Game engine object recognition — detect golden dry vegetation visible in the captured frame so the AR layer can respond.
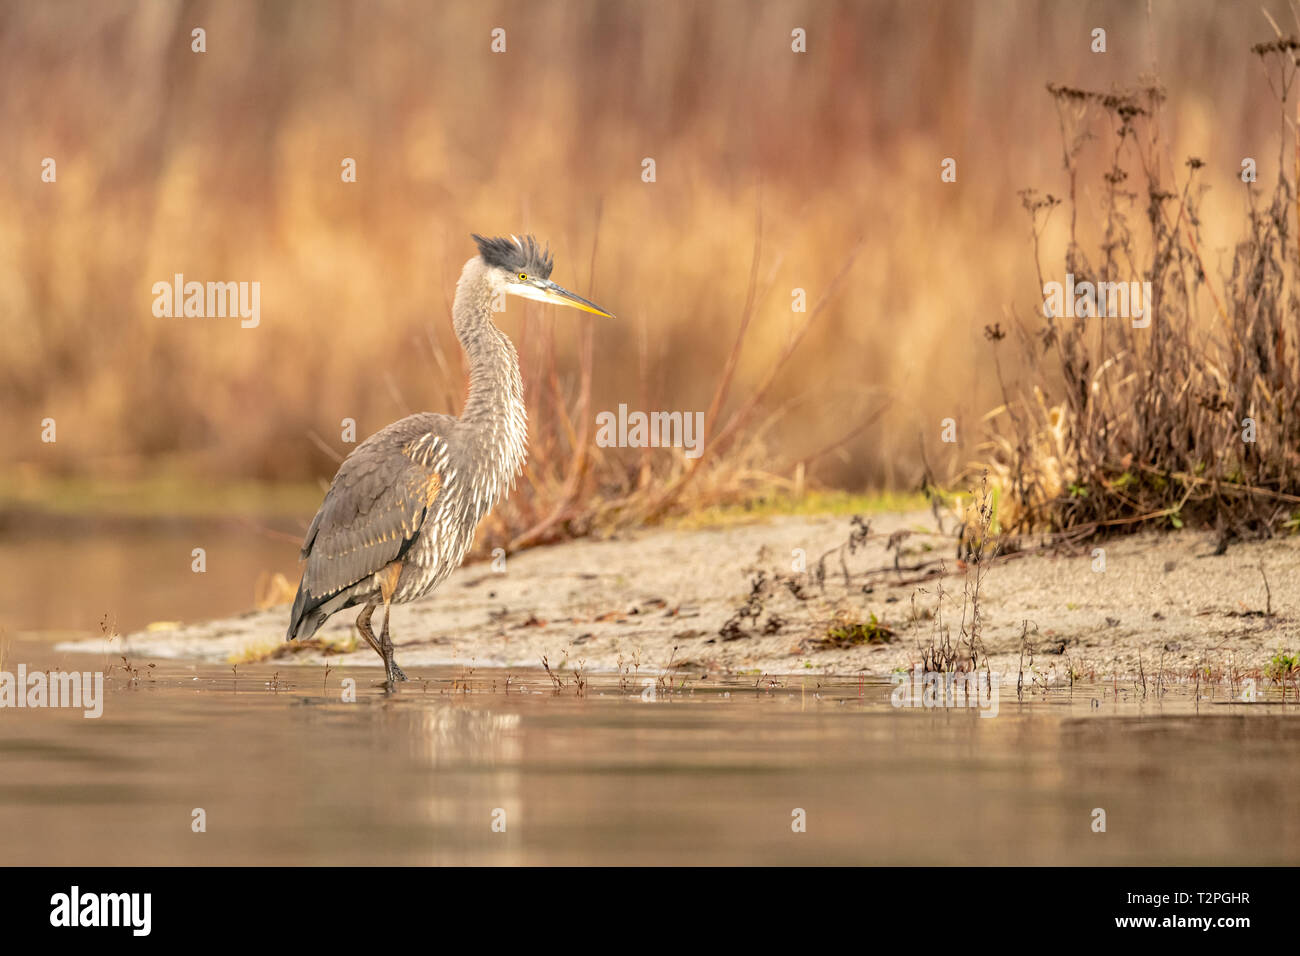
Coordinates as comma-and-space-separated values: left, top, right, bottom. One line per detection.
2, 1, 1298, 541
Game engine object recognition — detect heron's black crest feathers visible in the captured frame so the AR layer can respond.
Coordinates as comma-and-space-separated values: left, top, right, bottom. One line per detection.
472, 233, 554, 280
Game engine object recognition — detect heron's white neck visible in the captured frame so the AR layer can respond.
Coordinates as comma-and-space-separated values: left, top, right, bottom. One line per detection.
453, 258, 528, 506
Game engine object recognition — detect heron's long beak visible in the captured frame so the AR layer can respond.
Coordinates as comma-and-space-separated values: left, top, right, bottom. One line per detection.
538, 280, 616, 318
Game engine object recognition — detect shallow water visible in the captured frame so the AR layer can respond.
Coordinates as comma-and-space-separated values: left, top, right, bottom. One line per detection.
0, 514, 305, 636
1, 638, 1297, 865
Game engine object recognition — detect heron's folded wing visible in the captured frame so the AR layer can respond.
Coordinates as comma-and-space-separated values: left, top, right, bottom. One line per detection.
299, 433, 446, 600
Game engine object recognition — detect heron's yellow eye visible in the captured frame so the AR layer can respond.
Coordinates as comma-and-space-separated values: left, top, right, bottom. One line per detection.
519, 273, 528, 281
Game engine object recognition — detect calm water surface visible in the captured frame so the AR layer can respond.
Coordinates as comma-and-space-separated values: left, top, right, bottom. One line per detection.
1, 637, 1296, 865
0, 514, 304, 636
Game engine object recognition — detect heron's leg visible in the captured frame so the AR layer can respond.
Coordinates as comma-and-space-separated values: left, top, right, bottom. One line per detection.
355, 601, 384, 667
380, 604, 409, 684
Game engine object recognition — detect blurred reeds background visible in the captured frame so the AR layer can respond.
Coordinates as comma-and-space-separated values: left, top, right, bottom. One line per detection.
2, 0, 1297, 527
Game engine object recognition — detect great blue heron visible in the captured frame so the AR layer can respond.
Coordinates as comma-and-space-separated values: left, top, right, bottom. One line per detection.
286, 234, 614, 686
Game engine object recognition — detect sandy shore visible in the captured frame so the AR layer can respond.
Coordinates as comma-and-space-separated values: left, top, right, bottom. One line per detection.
55, 510, 1300, 682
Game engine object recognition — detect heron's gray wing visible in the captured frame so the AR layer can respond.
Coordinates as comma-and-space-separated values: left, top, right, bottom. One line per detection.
298, 416, 452, 601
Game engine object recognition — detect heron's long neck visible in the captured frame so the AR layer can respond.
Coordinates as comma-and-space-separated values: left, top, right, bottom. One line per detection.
453, 260, 528, 504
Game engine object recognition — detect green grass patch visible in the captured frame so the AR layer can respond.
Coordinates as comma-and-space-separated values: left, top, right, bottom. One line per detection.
818, 612, 895, 648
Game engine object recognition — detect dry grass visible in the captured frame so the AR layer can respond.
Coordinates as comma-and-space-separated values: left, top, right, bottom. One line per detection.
470, 210, 876, 552
0, 0, 939, 500
5, 2, 1296, 516
912, 473, 995, 678
984, 25, 1300, 540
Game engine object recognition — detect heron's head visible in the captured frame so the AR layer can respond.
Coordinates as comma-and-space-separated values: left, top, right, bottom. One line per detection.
472, 233, 615, 318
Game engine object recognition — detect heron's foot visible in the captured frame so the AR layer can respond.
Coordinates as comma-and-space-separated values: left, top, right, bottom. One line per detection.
378, 606, 406, 685
384, 659, 409, 686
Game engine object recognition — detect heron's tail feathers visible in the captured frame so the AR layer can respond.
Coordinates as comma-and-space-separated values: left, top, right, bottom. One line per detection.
286, 585, 349, 642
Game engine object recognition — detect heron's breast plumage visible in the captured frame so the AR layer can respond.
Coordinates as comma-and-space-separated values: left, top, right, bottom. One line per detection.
386, 404, 528, 604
